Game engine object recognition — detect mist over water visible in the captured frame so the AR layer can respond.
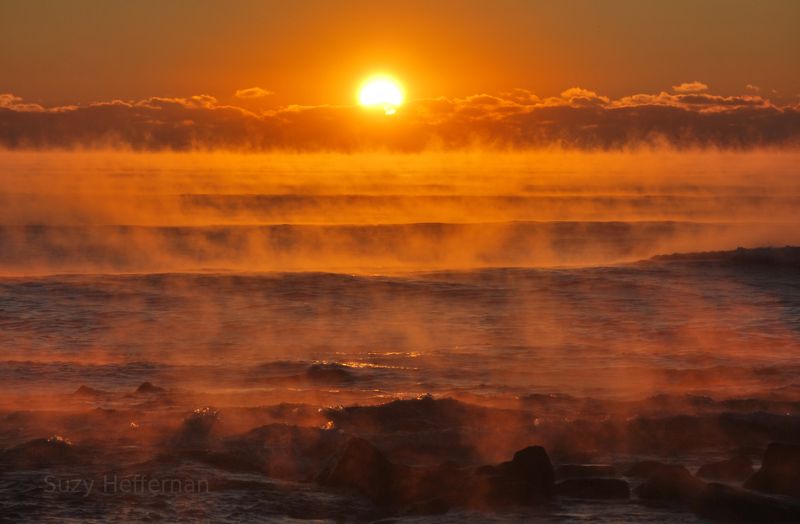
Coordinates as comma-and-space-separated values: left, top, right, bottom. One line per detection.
1, 150, 799, 521
1, 150, 799, 273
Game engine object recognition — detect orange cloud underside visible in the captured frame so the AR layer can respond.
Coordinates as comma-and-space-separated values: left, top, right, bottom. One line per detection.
0, 85, 797, 151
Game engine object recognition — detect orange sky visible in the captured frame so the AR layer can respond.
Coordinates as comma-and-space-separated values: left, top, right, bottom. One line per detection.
1, 0, 799, 107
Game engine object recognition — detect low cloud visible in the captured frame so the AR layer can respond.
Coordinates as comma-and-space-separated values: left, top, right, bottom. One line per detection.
1, 85, 798, 151
234, 87, 274, 99
0, 93, 44, 112
672, 81, 709, 93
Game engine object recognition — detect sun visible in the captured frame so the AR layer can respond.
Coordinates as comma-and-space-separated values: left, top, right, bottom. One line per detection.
358, 75, 404, 115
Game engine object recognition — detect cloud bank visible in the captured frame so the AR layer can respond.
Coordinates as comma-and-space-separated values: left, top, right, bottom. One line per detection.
1, 85, 798, 151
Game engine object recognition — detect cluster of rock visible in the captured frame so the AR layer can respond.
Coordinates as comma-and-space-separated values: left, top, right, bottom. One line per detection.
2, 386, 799, 521
319, 439, 554, 513
629, 444, 800, 522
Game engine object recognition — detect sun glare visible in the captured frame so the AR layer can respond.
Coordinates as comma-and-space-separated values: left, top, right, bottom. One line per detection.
358, 76, 404, 115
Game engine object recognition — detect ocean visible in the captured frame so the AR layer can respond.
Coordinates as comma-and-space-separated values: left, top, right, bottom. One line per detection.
0, 150, 798, 521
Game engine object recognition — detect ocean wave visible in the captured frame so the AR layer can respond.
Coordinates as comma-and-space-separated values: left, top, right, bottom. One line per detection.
648, 246, 800, 267
0, 221, 797, 274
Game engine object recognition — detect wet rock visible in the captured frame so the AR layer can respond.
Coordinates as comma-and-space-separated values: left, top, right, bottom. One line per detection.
479, 446, 556, 507
319, 440, 555, 512
744, 442, 800, 497
556, 478, 630, 499
399, 497, 451, 516
718, 412, 800, 444
217, 423, 348, 480
0, 436, 89, 469
697, 456, 754, 482
135, 381, 165, 394
635, 464, 706, 504
324, 395, 531, 434
607, 412, 800, 456
692, 483, 800, 522
318, 437, 396, 503
172, 407, 219, 449
556, 464, 616, 479
322, 396, 542, 466
506, 446, 556, 496
305, 364, 355, 384
549, 448, 598, 464
393, 460, 469, 511
625, 459, 666, 478
373, 427, 480, 465
72, 385, 109, 397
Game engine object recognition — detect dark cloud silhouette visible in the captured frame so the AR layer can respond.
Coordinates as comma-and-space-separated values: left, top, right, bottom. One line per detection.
1, 87, 798, 151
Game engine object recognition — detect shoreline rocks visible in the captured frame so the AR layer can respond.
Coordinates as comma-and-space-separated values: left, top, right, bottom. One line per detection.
744, 442, 800, 497
692, 483, 800, 522
556, 463, 616, 479
556, 478, 629, 499
635, 464, 706, 504
697, 456, 754, 482
319, 440, 555, 511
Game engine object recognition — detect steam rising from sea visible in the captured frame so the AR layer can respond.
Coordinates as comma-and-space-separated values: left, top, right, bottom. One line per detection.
0, 150, 798, 273
0, 150, 798, 521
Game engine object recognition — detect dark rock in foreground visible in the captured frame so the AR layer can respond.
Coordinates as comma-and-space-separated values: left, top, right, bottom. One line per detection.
692, 483, 800, 522
556, 478, 629, 499
744, 442, 800, 497
556, 464, 616, 479
697, 456, 754, 481
635, 464, 706, 504
172, 407, 219, 449
203, 423, 348, 480
0, 436, 89, 469
319, 439, 555, 512
479, 446, 556, 506
625, 459, 666, 478
324, 395, 531, 434
318, 437, 397, 504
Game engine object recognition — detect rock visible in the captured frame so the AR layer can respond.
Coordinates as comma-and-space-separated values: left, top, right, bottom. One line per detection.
717, 412, 800, 447
692, 483, 800, 522
172, 407, 219, 449
323, 396, 531, 434
373, 427, 480, 465
744, 442, 800, 497
319, 440, 556, 512
135, 381, 165, 394
305, 364, 355, 384
478, 445, 555, 507
635, 464, 706, 504
556, 464, 616, 479
556, 478, 630, 499
625, 459, 665, 478
215, 423, 348, 480
400, 498, 451, 516
0, 436, 88, 469
318, 437, 396, 504
509, 446, 556, 490
72, 385, 108, 397
393, 461, 468, 510
697, 456, 754, 482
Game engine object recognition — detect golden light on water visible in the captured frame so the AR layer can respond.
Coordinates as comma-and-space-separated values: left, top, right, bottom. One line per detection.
358, 75, 404, 115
